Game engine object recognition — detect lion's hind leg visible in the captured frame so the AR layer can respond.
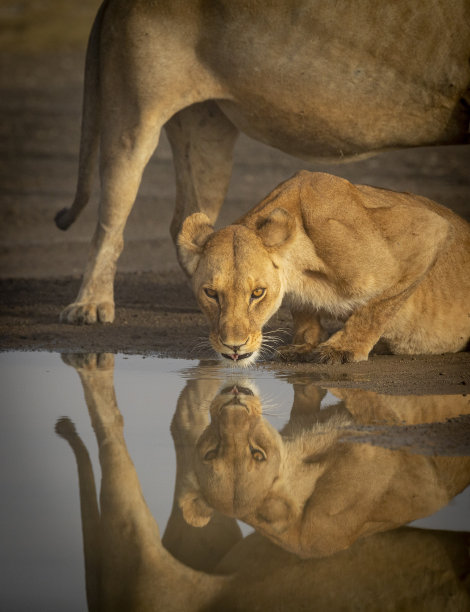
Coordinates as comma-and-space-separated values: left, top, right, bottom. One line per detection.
60, 81, 164, 324
166, 102, 239, 245
59, 3, 213, 323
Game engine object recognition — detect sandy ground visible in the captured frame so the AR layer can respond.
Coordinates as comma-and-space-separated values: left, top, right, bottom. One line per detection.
1, 0, 469, 397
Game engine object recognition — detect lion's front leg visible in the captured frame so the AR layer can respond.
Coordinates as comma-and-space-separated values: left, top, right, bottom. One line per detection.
278, 307, 329, 361
308, 282, 421, 364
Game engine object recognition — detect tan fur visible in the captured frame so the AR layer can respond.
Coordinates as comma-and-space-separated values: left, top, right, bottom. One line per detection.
177, 379, 470, 558
178, 171, 470, 363
58, 355, 470, 609
56, 0, 470, 323
179, 387, 284, 524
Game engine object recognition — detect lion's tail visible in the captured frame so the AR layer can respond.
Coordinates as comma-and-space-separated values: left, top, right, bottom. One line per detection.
54, 1, 108, 230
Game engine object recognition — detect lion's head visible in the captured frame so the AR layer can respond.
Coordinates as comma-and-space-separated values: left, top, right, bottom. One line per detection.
178, 383, 285, 526
177, 208, 296, 364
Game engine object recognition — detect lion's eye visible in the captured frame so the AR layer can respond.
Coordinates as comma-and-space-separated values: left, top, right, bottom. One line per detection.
204, 288, 218, 300
250, 446, 266, 462
204, 449, 218, 461
251, 288, 265, 300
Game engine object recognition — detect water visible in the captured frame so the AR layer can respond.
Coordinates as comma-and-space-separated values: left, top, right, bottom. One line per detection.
1, 352, 469, 611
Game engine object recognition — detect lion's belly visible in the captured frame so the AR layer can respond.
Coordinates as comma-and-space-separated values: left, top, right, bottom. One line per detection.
217, 100, 363, 160
201, 2, 470, 157
216, 76, 466, 161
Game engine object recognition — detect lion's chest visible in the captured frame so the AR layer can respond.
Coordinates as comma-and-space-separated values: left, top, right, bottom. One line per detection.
284, 268, 369, 318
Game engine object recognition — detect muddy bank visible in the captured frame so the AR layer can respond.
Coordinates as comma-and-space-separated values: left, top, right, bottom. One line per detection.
1, 270, 469, 396
0, 1, 469, 396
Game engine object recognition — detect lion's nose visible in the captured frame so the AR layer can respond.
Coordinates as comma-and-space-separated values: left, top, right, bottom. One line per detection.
221, 338, 249, 353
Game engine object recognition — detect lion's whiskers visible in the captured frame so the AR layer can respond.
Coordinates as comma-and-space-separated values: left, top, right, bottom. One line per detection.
187, 336, 214, 357
257, 329, 290, 360
260, 398, 284, 418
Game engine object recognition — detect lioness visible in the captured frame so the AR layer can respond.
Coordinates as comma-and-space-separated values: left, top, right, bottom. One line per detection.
56, 0, 470, 324
178, 171, 470, 364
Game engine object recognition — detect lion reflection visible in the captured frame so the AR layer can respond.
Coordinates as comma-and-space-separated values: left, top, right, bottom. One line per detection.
177, 376, 470, 557
57, 354, 470, 611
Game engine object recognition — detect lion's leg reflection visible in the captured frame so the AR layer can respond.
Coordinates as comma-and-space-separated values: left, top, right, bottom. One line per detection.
59, 354, 165, 608
57, 353, 225, 610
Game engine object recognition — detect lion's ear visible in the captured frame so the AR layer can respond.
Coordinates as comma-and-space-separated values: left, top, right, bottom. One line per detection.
255, 207, 295, 248
178, 487, 214, 527
177, 213, 214, 277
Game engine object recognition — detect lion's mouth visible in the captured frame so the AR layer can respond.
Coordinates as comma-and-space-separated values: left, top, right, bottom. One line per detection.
221, 352, 253, 362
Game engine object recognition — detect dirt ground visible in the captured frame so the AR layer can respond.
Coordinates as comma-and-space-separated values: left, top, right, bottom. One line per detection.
1, 0, 469, 396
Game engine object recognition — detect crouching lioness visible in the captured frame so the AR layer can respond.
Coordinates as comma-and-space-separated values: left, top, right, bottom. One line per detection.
178, 172, 470, 364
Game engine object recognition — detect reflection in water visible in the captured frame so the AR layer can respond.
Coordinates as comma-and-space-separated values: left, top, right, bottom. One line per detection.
56, 354, 470, 610
176, 375, 470, 557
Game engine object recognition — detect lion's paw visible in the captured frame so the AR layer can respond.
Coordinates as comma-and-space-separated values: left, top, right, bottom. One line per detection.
277, 343, 316, 362
311, 345, 357, 364
61, 353, 114, 371
60, 301, 115, 324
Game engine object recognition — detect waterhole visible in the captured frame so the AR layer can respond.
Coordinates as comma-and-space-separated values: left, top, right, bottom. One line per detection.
1, 352, 469, 611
